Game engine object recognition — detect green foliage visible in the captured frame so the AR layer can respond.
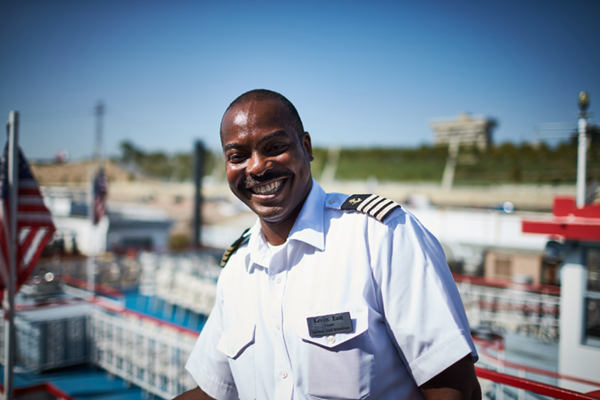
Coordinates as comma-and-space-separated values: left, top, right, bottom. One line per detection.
330, 146, 447, 181
310, 147, 329, 178
452, 140, 592, 184
119, 141, 216, 181
119, 137, 600, 185
314, 138, 600, 185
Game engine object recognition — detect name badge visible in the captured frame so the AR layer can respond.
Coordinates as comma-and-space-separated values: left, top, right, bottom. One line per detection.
307, 312, 353, 338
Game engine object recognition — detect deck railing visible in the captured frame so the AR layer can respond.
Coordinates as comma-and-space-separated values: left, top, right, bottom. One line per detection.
476, 367, 600, 400
88, 297, 600, 400
90, 299, 199, 399
454, 273, 560, 342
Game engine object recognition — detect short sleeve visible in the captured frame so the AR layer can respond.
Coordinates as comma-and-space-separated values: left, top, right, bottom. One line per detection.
185, 277, 239, 400
372, 210, 478, 386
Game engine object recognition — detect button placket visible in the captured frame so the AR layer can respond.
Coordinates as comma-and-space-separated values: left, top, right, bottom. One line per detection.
268, 251, 293, 399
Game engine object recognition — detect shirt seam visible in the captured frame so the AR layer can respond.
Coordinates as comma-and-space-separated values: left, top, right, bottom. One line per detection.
408, 329, 475, 386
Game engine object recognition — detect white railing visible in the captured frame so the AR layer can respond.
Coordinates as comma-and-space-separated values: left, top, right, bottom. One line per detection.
90, 301, 199, 399
455, 274, 560, 342
139, 252, 221, 316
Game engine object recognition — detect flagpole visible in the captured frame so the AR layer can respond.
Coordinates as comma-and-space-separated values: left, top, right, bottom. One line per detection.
87, 101, 103, 297
4, 111, 19, 400
87, 167, 95, 295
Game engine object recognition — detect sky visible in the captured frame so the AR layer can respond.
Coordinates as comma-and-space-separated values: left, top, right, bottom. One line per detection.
1, 0, 599, 161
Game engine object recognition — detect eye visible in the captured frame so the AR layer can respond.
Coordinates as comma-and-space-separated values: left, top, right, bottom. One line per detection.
227, 153, 247, 163
269, 143, 288, 153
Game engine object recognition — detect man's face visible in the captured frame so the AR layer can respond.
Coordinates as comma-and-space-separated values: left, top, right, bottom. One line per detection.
221, 99, 314, 225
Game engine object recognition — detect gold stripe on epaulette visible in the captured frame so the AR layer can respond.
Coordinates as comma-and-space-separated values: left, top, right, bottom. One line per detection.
220, 228, 251, 267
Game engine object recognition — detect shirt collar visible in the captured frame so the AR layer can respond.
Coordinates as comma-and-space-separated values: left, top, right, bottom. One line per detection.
288, 179, 326, 251
246, 179, 326, 270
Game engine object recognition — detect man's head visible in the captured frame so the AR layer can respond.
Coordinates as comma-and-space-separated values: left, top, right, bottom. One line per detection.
220, 89, 314, 231
220, 89, 304, 142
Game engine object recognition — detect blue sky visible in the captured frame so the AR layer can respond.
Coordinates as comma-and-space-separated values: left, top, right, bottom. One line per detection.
1, 0, 598, 160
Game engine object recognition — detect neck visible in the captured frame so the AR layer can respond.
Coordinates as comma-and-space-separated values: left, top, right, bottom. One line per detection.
260, 222, 292, 246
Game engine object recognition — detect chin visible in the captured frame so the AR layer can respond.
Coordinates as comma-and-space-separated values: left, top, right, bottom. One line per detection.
251, 206, 287, 222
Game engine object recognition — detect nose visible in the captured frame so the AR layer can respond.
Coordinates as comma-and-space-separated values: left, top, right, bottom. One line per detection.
246, 151, 272, 177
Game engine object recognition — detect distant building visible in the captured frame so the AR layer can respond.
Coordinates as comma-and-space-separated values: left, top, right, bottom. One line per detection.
430, 112, 497, 150
484, 249, 544, 284
43, 188, 173, 255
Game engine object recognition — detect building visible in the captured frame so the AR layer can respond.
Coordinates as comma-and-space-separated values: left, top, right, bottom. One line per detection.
484, 249, 546, 284
430, 112, 497, 150
43, 187, 173, 255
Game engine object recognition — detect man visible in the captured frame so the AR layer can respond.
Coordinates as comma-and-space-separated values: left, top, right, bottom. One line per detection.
177, 89, 481, 400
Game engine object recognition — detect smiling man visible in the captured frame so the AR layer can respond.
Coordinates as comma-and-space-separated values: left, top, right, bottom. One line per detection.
219, 92, 314, 246
176, 89, 481, 400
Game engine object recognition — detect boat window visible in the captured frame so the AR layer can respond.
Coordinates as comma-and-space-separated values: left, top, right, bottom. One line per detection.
584, 248, 600, 347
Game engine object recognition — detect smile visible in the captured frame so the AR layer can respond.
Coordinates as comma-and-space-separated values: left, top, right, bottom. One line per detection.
250, 179, 283, 195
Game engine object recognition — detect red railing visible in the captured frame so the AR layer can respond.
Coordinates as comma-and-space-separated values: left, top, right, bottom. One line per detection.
453, 272, 561, 295
476, 367, 600, 400
472, 334, 600, 399
0, 382, 76, 400
475, 339, 600, 388
62, 274, 124, 298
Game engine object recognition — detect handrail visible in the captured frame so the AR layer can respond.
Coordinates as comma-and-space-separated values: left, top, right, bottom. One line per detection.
63, 274, 124, 298
476, 341, 600, 388
92, 296, 201, 337
0, 382, 76, 400
454, 272, 561, 295
475, 367, 600, 400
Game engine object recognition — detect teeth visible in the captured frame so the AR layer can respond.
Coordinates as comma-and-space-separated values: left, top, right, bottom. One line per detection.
251, 180, 282, 195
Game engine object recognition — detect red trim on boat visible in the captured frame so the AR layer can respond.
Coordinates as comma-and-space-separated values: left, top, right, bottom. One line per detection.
475, 367, 600, 400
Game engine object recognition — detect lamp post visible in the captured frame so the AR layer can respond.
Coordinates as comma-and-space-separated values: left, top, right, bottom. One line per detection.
576, 91, 589, 208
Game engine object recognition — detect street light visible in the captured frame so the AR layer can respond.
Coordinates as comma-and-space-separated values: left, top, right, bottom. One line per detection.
579, 91, 590, 112
576, 91, 590, 207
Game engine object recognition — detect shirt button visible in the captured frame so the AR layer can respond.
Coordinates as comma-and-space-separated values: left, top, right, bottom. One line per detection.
327, 335, 336, 344
275, 276, 282, 284
328, 198, 335, 204
281, 370, 288, 379
275, 323, 280, 331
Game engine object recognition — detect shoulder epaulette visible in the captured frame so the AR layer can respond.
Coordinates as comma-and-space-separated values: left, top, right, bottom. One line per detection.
340, 194, 401, 222
220, 228, 251, 267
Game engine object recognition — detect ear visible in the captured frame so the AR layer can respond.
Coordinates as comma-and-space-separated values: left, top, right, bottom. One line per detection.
302, 132, 314, 161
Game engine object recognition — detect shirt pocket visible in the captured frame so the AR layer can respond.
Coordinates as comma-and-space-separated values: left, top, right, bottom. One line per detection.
295, 307, 374, 400
217, 323, 256, 400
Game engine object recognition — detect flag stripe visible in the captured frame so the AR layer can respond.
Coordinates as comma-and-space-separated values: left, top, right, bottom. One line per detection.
0, 144, 56, 293
17, 196, 46, 205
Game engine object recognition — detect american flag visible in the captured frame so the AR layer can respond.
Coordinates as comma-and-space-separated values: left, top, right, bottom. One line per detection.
0, 144, 56, 294
93, 167, 108, 225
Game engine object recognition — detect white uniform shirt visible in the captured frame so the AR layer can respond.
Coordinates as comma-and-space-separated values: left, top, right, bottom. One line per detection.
186, 181, 477, 400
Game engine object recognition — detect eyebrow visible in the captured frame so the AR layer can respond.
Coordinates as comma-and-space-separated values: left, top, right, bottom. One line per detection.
223, 130, 290, 152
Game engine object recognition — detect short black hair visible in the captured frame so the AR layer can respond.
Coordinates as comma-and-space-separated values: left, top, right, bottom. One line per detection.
222, 89, 305, 137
